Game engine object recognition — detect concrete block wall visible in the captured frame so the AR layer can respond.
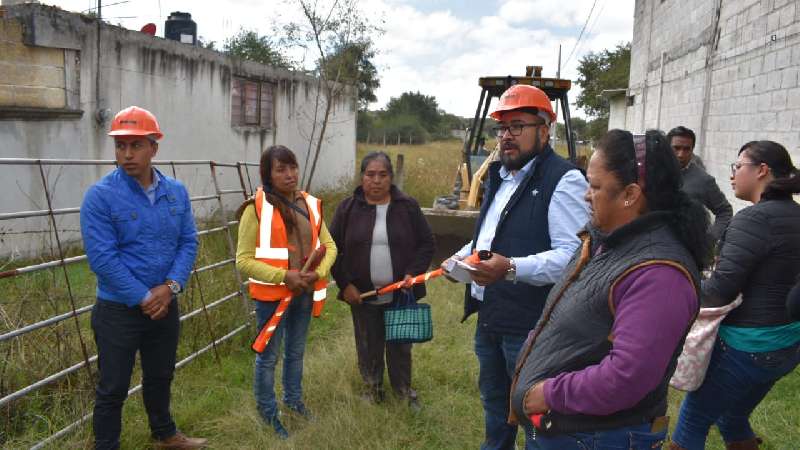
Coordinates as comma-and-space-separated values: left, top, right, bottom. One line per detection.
626, 0, 800, 211
627, 0, 716, 134
0, 16, 66, 108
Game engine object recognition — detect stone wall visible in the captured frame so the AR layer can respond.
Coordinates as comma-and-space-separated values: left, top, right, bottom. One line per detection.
0, 17, 67, 109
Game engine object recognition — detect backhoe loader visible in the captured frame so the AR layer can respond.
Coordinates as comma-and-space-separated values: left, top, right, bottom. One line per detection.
422, 66, 583, 257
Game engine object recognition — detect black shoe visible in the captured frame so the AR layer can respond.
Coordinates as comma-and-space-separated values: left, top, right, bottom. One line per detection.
286, 402, 315, 421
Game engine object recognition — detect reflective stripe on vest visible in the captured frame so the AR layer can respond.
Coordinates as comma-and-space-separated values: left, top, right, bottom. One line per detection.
249, 188, 327, 308
254, 195, 290, 261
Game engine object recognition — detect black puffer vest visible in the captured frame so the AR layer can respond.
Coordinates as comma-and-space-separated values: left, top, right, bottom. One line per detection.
509, 212, 701, 434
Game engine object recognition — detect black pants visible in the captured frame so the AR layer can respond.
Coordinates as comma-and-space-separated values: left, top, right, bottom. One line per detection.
350, 302, 415, 398
91, 298, 179, 450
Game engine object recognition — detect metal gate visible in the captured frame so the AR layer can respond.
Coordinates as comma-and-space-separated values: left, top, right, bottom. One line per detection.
0, 158, 259, 449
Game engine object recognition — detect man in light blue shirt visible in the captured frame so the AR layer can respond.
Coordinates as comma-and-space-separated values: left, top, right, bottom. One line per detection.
442, 85, 589, 450
453, 158, 587, 301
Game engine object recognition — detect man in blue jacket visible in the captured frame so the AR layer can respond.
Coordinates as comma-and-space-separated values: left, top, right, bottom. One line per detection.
443, 85, 589, 450
80, 106, 204, 449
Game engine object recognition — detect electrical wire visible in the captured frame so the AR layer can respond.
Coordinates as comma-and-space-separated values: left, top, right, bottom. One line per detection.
564, 0, 599, 66
81, 0, 130, 13
571, 0, 608, 63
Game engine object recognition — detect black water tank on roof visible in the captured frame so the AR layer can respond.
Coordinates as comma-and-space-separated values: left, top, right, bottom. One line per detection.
165, 12, 197, 45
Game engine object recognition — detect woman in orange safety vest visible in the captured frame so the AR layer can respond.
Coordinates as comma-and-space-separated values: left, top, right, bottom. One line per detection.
235, 145, 337, 439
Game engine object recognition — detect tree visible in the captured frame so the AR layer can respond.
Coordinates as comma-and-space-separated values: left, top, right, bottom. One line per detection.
436, 111, 467, 139
373, 113, 430, 144
357, 110, 374, 142
357, 92, 468, 143
385, 91, 440, 133
575, 42, 630, 119
280, 0, 382, 190
325, 42, 380, 111
199, 38, 217, 51
586, 117, 609, 142
223, 29, 294, 69
556, 117, 588, 141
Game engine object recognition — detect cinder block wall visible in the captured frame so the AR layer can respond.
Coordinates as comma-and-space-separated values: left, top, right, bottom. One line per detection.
0, 17, 66, 108
627, 0, 800, 211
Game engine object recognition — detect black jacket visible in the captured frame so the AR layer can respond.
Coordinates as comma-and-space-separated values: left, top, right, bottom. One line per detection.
329, 185, 435, 302
704, 199, 800, 327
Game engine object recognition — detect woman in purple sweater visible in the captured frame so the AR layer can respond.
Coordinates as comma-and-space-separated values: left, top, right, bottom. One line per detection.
508, 129, 712, 449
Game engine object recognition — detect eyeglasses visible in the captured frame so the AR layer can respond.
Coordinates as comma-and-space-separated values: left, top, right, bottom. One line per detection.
730, 161, 760, 176
490, 122, 545, 138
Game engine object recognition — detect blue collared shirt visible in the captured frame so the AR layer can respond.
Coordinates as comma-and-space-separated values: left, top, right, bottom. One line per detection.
139, 169, 160, 303
144, 168, 159, 205
456, 157, 589, 300
80, 167, 198, 306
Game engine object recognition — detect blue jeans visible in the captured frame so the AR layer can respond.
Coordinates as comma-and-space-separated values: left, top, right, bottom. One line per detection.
533, 423, 666, 449
474, 326, 539, 450
253, 294, 312, 420
91, 298, 180, 450
672, 338, 800, 449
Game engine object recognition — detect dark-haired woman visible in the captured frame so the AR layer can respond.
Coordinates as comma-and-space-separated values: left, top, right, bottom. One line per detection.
329, 151, 434, 407
235, 145, 337, 439
508, 129, 711, 449
671, 141, 800, 450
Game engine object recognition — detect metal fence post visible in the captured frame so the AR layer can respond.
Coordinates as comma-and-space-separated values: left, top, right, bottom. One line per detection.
208, 162, 248, 314
36, 161, 94, 384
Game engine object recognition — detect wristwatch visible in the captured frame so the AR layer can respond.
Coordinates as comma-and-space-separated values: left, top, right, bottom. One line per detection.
166, 279, 181, 294
505, 258, 517, 282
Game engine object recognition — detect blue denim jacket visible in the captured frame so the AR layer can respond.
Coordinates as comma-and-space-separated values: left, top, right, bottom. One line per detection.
80, 167, 198, 306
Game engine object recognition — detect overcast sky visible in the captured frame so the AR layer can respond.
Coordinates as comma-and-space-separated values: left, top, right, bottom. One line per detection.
46, 0, 634, 119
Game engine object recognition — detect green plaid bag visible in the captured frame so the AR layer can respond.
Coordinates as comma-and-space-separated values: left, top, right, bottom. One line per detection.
384, 291, 432, 344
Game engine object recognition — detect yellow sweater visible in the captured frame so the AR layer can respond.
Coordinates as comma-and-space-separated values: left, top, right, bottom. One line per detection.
235, 203, 337, 284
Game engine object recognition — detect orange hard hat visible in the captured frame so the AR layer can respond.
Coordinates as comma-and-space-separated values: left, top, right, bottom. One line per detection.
108, 106, 163, 140
490, 84, 557, 123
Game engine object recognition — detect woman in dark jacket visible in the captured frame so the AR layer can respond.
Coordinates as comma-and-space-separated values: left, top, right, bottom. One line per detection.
330, 151, 435, 407
509, 129, 711, 449
672, 141, 800, 450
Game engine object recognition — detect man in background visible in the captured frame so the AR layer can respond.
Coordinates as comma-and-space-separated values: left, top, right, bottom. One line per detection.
668, 126, 732, 241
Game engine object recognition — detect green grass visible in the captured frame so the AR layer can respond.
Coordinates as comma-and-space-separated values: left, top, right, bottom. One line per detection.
21, 281, 485, 449
0, 222, 245, 448
18, 278, 800, 449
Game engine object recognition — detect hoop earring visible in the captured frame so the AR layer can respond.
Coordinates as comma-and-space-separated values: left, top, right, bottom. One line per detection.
624, 200, 630, 207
